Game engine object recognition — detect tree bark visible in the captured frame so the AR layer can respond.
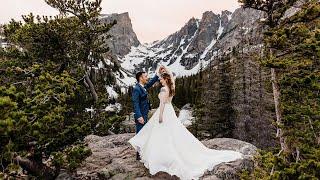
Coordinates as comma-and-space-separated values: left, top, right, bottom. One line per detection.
85, 69, 98, 102
14, 156, 59, 180
271, 67, 287, 153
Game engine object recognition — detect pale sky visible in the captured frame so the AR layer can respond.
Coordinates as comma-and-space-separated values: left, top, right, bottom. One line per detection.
0, 0, 240, 43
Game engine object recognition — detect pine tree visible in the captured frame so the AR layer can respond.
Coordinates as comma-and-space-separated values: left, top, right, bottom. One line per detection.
215, 55, 236, 137
239, 0, 320, 178
239, 0, 300, 156
0, 0, 120, 178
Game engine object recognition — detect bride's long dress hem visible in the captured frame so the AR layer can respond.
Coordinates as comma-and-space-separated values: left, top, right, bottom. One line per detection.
130, 132, 208, 179
131, 141, 232, 180
129, 87, 242, 180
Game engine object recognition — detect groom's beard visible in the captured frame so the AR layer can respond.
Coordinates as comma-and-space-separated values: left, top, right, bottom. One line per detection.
140, 80, 147, 85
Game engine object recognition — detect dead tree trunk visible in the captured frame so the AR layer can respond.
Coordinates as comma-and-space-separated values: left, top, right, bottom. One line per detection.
271, 67, 287, 154
14, 156, 59, 180
85, 69, 98, 102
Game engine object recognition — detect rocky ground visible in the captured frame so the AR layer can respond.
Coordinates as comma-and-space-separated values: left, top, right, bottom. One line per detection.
56, 133, 257, 180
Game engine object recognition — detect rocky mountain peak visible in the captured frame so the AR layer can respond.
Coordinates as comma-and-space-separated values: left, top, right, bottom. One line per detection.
221, 10, 232, 16
112, 7, 264, 86
187, 16, 198, 24
154, 16, 199, 49
116, 8, 263, 81
99, 12, 140, 57
201, 11, 219, 23
187, 11, 222, 54
221, 10, 232, 28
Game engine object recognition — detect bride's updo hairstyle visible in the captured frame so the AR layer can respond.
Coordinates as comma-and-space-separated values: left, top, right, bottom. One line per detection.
161, 73, 175, 97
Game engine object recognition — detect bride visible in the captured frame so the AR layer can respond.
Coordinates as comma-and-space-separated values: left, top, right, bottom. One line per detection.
128, 66, 243, 180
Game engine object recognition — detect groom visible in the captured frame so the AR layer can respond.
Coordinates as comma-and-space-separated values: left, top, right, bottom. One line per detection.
132, 67, 165, 160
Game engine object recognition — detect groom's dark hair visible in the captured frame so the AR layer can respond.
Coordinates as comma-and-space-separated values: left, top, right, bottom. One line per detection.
136, 71, 146, 82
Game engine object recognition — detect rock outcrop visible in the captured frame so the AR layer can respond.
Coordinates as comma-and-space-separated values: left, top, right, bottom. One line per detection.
103, 8, 266, 89
99, 13, 140, 57
57, 133, 257, 180
118, 8, 264, 77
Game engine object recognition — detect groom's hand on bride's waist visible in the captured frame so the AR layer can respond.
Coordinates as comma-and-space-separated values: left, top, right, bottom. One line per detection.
138, 117, 145, 124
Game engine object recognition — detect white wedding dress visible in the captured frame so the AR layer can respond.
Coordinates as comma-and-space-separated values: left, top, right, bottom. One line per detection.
128, 86, 243, 180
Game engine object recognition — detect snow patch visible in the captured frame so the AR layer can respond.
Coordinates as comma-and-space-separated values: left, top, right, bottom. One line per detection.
185, 53, 197, 58
115, 69, 136, 87
85, 107, 94, 112
168, 26, 199, 77
178, 109, 195, 127
1, 42, 9, 49
200, 39, 217, 59
104, 103, 122, 113
98, 61, 104, 69
200, 20, 223, 60
227, 14, 232, 21
217, 21, 224, 39
106, 85, 119, 99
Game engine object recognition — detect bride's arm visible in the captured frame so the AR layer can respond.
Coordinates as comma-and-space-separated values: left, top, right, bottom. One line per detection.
159, 87, 168, 123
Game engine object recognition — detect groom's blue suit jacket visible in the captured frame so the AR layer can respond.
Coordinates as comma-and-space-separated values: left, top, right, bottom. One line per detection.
132, 75, 159, 125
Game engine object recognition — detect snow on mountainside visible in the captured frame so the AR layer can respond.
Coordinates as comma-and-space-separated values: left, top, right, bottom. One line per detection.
0, 9, 265, 100
115, 8, 264, 85
96, 7, 267, 98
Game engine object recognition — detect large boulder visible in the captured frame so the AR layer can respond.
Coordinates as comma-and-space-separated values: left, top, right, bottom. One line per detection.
58, 133, 257, 180
201, 138, 257, 179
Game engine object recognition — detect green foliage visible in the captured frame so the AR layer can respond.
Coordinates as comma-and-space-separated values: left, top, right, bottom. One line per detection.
239, 1, 320, 179
52, 144, 92, 171
173, 72, 203, 108
197, 55, 236, 138
212, 57, 235, 137
65, 144, 92, 171
117, 86, 134, 115
238, 0, 299, 28
0, 0, 122, 178
94, 115, 126, 136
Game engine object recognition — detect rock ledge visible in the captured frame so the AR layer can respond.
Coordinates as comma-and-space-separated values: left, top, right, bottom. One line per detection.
57, 133, 257, 180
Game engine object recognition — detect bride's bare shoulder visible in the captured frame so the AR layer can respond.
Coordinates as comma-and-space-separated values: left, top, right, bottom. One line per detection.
160, 86, 169, 93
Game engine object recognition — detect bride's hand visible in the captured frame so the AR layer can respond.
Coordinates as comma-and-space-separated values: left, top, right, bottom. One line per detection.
159, 65, 166, 74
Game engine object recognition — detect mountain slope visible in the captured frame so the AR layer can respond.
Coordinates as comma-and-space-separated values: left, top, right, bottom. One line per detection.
117, 8, 264, 80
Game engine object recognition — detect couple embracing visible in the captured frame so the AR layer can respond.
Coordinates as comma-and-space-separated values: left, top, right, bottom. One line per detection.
128, 65, 242, 180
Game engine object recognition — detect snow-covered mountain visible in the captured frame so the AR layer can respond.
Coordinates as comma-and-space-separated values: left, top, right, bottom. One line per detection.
100, 8, 265, 88
123, 9, 263, 78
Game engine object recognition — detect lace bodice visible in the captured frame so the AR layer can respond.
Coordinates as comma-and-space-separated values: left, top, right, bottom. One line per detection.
158, 86, 173, 104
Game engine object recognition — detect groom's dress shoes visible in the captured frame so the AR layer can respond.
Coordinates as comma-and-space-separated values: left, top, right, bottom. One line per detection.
136, 152, 141, 160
